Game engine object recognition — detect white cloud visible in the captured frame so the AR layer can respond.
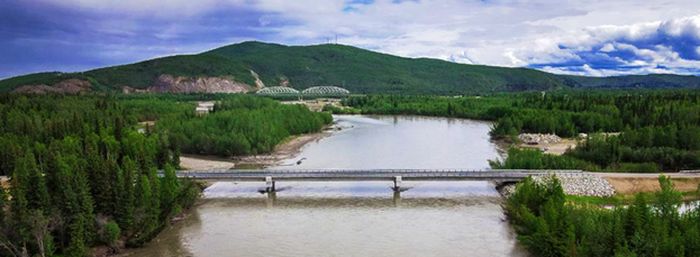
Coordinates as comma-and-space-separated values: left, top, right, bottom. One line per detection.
21, 0, 700, 76
232, 0, 700, 75
515, 14, 700, 75
37, 0, 248, 17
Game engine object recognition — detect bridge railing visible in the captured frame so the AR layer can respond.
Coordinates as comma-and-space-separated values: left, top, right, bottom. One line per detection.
176, 168, 584, 174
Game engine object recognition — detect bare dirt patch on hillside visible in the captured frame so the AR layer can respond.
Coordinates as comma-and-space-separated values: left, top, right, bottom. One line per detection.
13, 78, 91, 94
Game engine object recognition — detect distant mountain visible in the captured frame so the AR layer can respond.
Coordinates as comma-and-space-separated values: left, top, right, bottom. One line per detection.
1, 41, 699, 94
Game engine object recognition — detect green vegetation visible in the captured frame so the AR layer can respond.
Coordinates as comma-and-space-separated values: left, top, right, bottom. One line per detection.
86, 54, 256, 88
490, 148, 598, 171
2, 41, 700, 94
341, 94, 511, 119
156, 95, 332, 156
0, 94, 201, 256
507, 176, 700, 257
342, 90, 700, 171
321, 104, 361, 114
203, 42, 563, 94
0, 55, 256, 92
0, 93, 329, 256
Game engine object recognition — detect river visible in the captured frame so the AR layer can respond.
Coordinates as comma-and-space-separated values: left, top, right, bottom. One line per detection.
125, 115, 529, 257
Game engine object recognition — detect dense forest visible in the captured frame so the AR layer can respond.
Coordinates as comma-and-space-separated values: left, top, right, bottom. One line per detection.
0, 94, 200, 257
155, 96, 332, 156
341, 91, 700, 171
507, 175, 700, 257
0, 94, 329, 256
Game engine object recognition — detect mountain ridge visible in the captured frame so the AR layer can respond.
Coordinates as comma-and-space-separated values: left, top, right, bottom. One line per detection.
1, 41, 699, 94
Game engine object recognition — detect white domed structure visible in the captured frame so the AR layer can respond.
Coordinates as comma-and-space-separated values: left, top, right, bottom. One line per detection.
301, 86, 350, 97
256, 87, 300, 96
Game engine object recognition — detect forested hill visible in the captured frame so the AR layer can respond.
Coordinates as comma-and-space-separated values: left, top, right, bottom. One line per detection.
2, 41, 700, 94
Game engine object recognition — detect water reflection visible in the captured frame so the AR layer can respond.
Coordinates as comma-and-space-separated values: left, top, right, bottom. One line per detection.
273, 115, 500, 170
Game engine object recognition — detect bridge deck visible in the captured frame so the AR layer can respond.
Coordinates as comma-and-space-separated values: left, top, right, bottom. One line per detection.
175, 169, 583, 182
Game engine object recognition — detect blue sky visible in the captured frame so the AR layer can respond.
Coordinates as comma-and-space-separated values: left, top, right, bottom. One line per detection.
2, 0, 700, 79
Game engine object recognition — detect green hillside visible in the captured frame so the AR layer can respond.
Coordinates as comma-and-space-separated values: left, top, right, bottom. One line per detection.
202, 42, 563, 94
1, 41, 699, 94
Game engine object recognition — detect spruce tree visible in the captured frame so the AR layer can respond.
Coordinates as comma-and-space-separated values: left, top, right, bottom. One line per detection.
25, 151, 50, 212
133, 173, 153, 236
160, 164, 180, 217
147, 166, 161, 223
117, 157, 136, 232
9, 150, 32, 244
109, 158, 124, 218
73, 161, 96, 247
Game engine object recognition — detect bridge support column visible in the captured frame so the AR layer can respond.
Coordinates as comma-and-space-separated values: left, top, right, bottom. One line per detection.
266, 190, 277, 208
265, 176, 276, 193
393, 190, 401, 207
392, 176, 402, 192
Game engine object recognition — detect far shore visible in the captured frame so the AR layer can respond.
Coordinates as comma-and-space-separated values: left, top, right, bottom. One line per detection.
179, 126, 333, 170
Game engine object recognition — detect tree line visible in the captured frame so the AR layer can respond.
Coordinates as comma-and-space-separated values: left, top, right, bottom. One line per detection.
156, 95, 332, 156
507, 175, 700, 257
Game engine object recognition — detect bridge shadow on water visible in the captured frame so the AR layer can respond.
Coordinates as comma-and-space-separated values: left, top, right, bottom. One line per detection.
200, 195, 505, 209
203, 181, 504, 208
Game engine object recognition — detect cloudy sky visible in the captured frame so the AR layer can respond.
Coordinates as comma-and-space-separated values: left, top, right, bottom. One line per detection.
2, 0, 700, 79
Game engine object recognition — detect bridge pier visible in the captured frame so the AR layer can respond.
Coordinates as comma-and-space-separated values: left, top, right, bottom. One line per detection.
265, 176, 276, 193
393, 190, 401, 207
266, 190, 277, 208
392, 176, 402, 192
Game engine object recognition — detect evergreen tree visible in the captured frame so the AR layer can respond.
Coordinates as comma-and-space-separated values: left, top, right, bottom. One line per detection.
9, 150, 32, 245
133, 173, 153, 236
74, 161, 96, 246
25, 151, 50, 212
147, 167, 161, 224
117, 157, 136, 232
160, 164, 180, 217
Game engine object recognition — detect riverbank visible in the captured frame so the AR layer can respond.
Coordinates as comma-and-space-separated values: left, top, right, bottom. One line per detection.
546, 172, 700, 198
499, 172, 700, 206
179, 127, 334, 170
498, 172, 616, 198
179, 155, 236, 170
233, 129, 332, 168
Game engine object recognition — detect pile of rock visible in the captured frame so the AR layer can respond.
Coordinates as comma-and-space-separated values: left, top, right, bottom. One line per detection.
518, 133, 561, 145
498, 184, 517, 197
500, 173, 615, 198
534, 173, 615, 197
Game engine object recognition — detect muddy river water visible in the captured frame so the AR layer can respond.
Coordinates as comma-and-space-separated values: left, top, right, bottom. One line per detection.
125, 115, 529, 257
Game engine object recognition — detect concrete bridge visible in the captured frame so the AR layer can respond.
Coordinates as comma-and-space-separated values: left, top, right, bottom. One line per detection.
175, 169, 583, 192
